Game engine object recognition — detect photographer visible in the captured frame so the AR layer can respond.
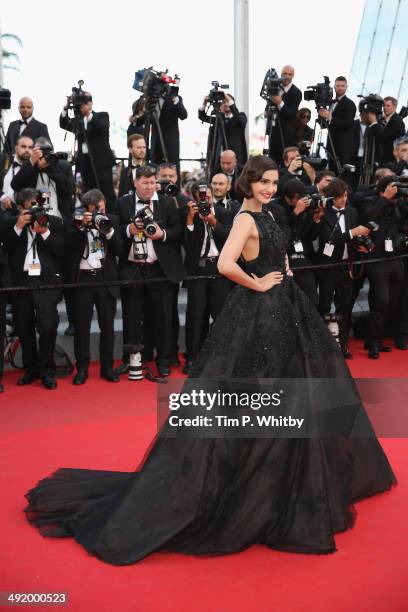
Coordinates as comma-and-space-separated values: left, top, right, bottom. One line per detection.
360, 174, 405, 358
210, 173, 241, 216
380, 97, 406, 164
199, 92, 248, 166
66, 189, 124, 384
317, 77, 357, 169
266, 65, 302, 164
1, 135, 34, 213
118, 134, 148, 197
183, 183, 234, 374
10, 137, 76, 222
315, 169, 335, 194
388, 136, 408, 175
277, 178, 323, 304
150, 91, 188, 171
60, 91, 116, 212
210, 150, 243, 201
127, 96, 146, 138
316, 179, 369, 358
2, 187, 64, 389
115, 166, 186, 378
156, 162, 191, 210
4, 97, 51, 156
278, 146, 315, 191
0, 222, 10, 393
358, 94, 384, 185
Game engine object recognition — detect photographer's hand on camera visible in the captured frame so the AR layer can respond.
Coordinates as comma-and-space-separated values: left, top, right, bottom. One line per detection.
293, 196, 310, 216
149, 224, 164, 241
350, 225, 371, 237
318, 108, 331, 122
15, 209, 32, 230
186, 201, 199, 226
287, 156, 303, 175
199, 210, 217, 228
30, 146, 43, 167
382, 183, 398, 202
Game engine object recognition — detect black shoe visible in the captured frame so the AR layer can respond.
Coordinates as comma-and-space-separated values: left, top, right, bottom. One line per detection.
182, 360, 194, 374
395, 337, 408, 350
157, 366, 171, 377
17, 372, 39, 386
368, 347, 380, 359
170, 355, 180, 367
100, 369, 120, 383
378, 343, 392, 352
114, 362, 129, 376
341, 345, 353, 359
42, 374, 57, 390
64, 323, 75, 336
73, 371, 88, 385
0, 382, 4, 393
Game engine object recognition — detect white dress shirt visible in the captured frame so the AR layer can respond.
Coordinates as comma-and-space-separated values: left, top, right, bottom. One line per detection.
127, 192, 165, 263
14, 224, 51, 274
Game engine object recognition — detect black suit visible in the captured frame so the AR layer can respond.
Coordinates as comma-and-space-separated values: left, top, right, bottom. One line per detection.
59, 110, 116, 210
267, 84, 302, 163
199, 105, 248, 168
10, 160, 75, 222
3, 216, 63, 376
327, 96, 357, 167
150, 97, 188, 168
65, 215, 124, 373
5, 118, 51, 155
380, 114, 406, 164
115, 192, 186, 366
183, 204, 233, 360
0, 224, 11, 381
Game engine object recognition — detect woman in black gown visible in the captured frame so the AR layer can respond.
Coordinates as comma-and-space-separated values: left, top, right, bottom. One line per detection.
24, 156, 397, 565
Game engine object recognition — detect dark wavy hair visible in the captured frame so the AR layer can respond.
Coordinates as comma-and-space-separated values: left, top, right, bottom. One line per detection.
235, 155, 278, 199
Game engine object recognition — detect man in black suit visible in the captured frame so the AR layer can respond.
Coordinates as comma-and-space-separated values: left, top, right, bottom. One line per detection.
118, 134, 148, 197
11, 137, 76, 222
210, 150, 243, 201
266, 65, 302, 164
2, 188, 64, 389
380, 97, 406, 164
210, 173, 241, 216
316, 179, 370, 358
115, 166, 186, 377
4, 97, 50, 156
150, 94, 188, 171
0, 221, 11, 392
387, 136, 408, 174
60, 93, 116, 212
199, 93, 248, 170
1, 135, 33, 212
183, 185, 233, 374
318, 76, 357, 170
66, 189, 124, 384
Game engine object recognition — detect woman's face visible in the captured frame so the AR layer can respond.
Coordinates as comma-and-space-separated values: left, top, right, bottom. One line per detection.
251, 170, 279, 204
299, 111, 311, 126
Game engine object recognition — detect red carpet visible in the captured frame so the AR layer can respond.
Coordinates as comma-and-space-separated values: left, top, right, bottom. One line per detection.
1, 339, 407, 611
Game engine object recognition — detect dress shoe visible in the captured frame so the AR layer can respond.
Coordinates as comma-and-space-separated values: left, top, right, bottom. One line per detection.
73, 371, 88, 385
340, 344, 353, 359
395, 337, 408, 350
42, 374, 57, 390
114, 362, 129, 376
0, 382, 4, 393
100, 369, 120, 383
182, 360, 194, 375
64, 323, 75, 336
368, 347, 380, 359
378, 343, 392, 352
157, 366, 171, 378
17, 372, 39, 386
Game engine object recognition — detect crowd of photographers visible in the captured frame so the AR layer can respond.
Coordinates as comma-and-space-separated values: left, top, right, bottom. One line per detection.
0, 65, 407, 393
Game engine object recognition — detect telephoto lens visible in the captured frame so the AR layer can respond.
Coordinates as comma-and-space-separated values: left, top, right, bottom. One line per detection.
123, 344, 144, 381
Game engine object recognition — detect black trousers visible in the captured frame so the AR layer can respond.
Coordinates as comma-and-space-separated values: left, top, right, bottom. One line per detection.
81, 166, 116, 213
73, 270, 117, 372
318, 267, 353, 344
0, 293, 5, 380
365, 259, 404, 347
12, 276, 61, 376
184, 259, 232, 360
290, 258, 318, 305
121, 262, 175, 367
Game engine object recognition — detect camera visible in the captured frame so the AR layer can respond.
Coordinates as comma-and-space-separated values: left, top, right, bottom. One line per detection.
0, 87, 11, 110
298, 141, 328, 170
207, 80, 230, 106
351, 221, 379, 252
394, 171, 408, 198
133, 68, 180, 110
73, 209, 113, 235
260, 68, 284, 102
304, 76, 333, 109
66, 80, 92, 111
133, 206, 157, 236
358, 94, 384, 120
27, 192, 51, 227
37, 143, 66, 165
197, 184, 211, 216
157, 180, 179, 197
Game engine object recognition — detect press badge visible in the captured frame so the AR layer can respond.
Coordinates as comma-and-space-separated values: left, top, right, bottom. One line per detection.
385, 239, 393, 252
131, 237, 147, 261
293, 240, 304, 253
323, 243, 334, 257
28, 261, 41, 276
91, 237, 105, 259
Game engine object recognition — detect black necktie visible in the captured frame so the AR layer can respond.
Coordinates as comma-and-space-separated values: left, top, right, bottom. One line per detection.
203, 224, 212, 258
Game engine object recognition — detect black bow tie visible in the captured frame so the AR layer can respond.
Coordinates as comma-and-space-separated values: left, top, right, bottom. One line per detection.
334, 208, 345, 214
13, 161, 21, 168
19, 120, 28, 126
137, 199, 150, 206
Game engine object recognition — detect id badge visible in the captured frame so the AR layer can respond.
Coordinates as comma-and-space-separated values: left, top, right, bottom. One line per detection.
82, 142, 89, 154
91, 238, 104, 259
385, 239, 393, 252
293, 240, 304, 253
130, 239, 147, 261
323, 242, 334, 257
28, 262, 41, 276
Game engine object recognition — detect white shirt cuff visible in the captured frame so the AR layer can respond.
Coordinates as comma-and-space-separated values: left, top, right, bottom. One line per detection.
278, 102, 284, 110
14, 225, 23, 236
41, 229, 51, 240
349, 230, 353, 240
87, 112, 93, 121
106, 228, 114, 240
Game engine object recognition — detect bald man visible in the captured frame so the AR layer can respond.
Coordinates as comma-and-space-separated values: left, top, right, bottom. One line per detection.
5, 97, 51, 155
265, 65, 302, 164
211, 149, 243, 200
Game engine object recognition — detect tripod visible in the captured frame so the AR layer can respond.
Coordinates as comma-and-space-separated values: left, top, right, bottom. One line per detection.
63, 107, 101, 191
143, 99, 168, 164
263, 102, 285, 162
359, 127, 377, 186
310, 114, 342, 175
205, 102, 229, 180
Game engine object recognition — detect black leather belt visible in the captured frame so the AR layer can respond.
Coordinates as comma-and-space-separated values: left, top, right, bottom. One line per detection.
79, 268, 103, 275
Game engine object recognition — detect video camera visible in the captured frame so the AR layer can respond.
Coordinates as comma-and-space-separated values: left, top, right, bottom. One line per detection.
66, 80, 92, 112
260, 68, 284, 102
0, 87, 11, 110
358, 94, 384, 120
208, 81, 230, 106
197, 184, 211, 216
132, 206, 157, 236
304, 76, 333, 110
133, 68, 180, 110
157, 180, 179, 197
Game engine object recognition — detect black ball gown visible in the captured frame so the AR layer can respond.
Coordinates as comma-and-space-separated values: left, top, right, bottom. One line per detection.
24, 208, 397, 565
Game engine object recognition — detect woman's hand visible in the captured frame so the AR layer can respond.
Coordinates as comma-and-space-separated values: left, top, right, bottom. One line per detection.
252, 271, 283, 292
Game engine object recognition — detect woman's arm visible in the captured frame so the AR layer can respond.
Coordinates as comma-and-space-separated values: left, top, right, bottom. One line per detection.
217, 214, 283, 292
